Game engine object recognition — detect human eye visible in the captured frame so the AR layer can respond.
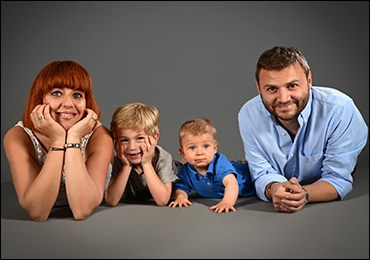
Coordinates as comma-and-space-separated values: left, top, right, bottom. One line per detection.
188, 146, 195, 151
204, 144, 210, 149
119, 138, 128, 143
73, 92, 84, 98
51, 90, 63, 97
266, 86, 277, 93
137, 136, 145, 142
289, 83, 298, 89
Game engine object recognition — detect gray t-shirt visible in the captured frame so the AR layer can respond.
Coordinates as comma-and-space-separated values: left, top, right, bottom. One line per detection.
110, 145, 179, 200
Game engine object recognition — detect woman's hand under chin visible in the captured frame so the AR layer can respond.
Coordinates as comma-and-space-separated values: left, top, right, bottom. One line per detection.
31, 103, 66, 144
66, 108, 98, 142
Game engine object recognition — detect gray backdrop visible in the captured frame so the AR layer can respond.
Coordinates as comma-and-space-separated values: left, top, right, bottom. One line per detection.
2, 1, 368, 184
1, 2, 369, 259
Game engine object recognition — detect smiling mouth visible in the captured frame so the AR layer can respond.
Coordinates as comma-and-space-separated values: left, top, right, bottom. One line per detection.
276, 105, 292, 111
128, 152, 142, 159
56, 112, 76, 119
275, 101, 296, 108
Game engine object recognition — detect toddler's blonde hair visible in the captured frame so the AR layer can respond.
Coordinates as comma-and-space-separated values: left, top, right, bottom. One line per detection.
110, 102, 159, 139
179, 118, 217, 147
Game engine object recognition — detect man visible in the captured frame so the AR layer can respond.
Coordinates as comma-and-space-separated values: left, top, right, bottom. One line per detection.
238, 46, 368, 212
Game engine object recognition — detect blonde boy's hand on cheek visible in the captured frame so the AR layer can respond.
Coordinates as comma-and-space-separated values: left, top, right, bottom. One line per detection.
140, 135, 156, 166
115, 141, 131, 168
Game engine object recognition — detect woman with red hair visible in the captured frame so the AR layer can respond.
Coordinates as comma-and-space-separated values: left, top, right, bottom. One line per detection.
3, 60, 113, 221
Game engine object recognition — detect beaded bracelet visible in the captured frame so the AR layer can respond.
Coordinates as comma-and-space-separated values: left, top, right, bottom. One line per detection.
64, 143, 82, 149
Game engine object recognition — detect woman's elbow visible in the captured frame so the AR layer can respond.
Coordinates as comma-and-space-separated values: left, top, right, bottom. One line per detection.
72, 208, 94, 221
27, 210, 50, 222
20, 202, 50, 222
71, 199, 101, 220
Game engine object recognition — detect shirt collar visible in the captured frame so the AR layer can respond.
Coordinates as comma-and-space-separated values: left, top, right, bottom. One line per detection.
300, 88, 312, 123
189, 153, 217, 179
206, 154, 217, 175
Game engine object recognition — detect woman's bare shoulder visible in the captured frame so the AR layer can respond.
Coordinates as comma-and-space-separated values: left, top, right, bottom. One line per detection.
92, 124, 112, 139
4, 125, 34, 155
4, 125, 28, 143
87, 124, 113, 147
85, 124, 113, 159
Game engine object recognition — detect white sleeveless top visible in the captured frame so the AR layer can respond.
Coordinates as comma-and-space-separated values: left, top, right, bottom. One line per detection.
15, 121, 101, 206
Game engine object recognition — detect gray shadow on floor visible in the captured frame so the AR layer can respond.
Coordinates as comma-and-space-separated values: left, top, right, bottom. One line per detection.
0, 182, 111, 221
2, 162, 368, 220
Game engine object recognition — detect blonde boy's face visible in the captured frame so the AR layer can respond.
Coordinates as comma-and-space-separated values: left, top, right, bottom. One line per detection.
179, 133, 218, 174
115, 127, 158, 165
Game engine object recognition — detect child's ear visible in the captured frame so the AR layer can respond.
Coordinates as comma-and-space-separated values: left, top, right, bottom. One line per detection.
154, 132, 159, 141
214, 142, 219, 153
179, 147, 187, 164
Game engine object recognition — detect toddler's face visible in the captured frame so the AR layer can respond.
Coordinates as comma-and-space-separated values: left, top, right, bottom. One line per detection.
115, 127, 152, 165
180, 133, 218, 174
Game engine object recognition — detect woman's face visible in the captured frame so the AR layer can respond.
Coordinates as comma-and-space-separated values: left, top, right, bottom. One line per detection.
43, 87, 86, 130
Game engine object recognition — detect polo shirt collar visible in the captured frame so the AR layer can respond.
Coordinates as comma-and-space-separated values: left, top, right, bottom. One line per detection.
189, 154, 217, 179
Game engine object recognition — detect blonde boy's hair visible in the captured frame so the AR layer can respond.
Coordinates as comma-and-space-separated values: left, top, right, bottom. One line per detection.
110, 102, 159, 139
179, 118, 217, 147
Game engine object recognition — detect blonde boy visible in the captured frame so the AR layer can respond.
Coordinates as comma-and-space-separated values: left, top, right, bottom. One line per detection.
169, 119, 255, 213
105, 102, 178, 206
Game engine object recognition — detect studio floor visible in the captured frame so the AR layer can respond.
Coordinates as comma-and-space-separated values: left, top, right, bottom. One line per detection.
1, 154, 369, 259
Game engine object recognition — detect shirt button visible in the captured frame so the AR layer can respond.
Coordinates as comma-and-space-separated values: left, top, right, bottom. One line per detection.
200, 176, 203, 179
288, 172, 292, 174
291, 153, 294, 157
282, 132, 286, 136
207, 182, 210, 185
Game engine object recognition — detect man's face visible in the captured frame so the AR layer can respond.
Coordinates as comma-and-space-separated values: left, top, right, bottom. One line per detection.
257, 64, 311, 122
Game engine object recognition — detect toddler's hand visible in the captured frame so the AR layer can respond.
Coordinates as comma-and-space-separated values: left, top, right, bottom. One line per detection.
209, 201, 236, 213
168, 198, 193, 208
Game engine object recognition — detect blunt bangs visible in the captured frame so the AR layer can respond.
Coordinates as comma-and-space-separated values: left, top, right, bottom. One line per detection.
40, 61, 92, 96
22, 60, 100, 131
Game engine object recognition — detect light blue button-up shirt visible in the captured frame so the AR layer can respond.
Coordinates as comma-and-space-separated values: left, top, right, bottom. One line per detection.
238, 86, 368, 201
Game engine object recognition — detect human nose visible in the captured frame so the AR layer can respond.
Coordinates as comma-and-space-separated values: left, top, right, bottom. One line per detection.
196, 147, 204, 155
127, 141, 138, 150
61, 95, 73, 107
277, 88, 290, 103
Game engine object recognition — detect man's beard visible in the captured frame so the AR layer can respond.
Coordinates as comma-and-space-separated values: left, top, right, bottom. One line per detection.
263, 92, 309, 121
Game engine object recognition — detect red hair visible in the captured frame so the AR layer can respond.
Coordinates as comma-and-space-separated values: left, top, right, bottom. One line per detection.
21, 60, 101, 131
